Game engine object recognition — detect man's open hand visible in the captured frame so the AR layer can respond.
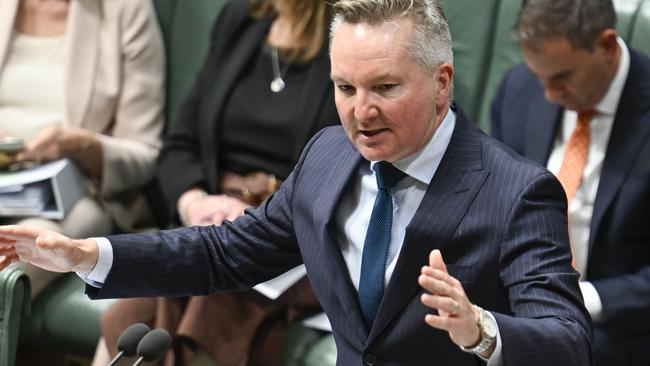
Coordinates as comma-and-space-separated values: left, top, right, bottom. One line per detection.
0, 225, 98, 274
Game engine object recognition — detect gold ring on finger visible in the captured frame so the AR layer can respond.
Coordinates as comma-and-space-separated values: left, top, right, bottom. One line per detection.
450, 301, 459, 315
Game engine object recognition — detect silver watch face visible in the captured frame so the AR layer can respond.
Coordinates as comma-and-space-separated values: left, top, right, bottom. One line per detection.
481, 310, 498, 338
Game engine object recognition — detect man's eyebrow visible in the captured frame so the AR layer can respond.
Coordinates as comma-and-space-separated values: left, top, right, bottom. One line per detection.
331, 73, 396, 82
372, 73, 394, 81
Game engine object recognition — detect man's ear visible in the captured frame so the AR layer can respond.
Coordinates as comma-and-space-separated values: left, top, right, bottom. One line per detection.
597, 29, 619, 62
435, 63, 454, 107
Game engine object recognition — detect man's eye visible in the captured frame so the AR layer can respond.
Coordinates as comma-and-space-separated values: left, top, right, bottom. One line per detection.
337, 84, 354, 92
376, 84, 397, 91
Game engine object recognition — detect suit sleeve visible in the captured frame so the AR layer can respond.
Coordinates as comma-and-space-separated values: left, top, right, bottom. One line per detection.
592, 257, 650, 323
494, 171, 593, 366
87, 128, 328, 299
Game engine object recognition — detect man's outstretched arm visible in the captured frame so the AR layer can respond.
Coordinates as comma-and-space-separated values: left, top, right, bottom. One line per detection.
0, 225, 98, 275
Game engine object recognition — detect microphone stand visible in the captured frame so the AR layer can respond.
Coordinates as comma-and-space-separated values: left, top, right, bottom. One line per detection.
107, 350, 125, 366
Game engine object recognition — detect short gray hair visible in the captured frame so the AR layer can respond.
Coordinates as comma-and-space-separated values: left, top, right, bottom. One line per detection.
329, 0, 453, 72
513, 0, 616, 51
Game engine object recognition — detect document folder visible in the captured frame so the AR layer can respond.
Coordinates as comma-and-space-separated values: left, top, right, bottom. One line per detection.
0, 159, 84, 219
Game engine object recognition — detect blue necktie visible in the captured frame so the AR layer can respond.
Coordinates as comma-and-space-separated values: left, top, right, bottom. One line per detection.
358, 161, 407, 327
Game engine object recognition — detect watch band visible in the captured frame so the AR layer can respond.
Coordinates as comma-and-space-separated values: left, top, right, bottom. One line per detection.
459, 305, 497, 356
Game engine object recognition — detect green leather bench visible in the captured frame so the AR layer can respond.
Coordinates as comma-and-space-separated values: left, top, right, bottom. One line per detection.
3, 0, 650, 365
0, 267, 29, 366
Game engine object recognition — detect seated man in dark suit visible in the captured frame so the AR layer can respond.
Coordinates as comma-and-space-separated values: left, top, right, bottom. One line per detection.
491, 1, 650, 365
0, 0, 592, 365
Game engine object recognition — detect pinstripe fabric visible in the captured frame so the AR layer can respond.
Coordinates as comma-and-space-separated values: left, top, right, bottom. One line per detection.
492, 48, 650, 366
93, 105, 592, 365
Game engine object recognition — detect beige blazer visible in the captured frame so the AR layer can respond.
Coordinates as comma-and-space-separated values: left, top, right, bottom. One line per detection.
0, 0, 165, 230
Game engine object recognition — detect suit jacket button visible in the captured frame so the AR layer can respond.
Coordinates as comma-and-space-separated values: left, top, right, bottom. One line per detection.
363, 352, 378, 365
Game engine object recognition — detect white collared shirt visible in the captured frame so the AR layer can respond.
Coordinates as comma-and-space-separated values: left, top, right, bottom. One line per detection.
335, 107, 456, 291
546, 37, 630, 321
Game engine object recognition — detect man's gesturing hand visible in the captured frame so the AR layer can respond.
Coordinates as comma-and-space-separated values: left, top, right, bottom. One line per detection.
418, 249, 482, 350
0, 225, 99, 275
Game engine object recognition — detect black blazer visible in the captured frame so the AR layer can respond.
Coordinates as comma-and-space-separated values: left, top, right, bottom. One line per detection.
491, 47, 650, 366
156, 0, 339, 221
93, 106, 592, 365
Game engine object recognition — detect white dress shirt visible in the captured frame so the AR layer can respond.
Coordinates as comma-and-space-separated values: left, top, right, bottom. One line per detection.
83, 107, 503, 364
335, 108, 455, 291
546, 37, 630, 322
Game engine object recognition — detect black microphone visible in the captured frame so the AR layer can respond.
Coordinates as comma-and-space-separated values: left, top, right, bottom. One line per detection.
132, 328, 172, 366
107, 323, 151, 366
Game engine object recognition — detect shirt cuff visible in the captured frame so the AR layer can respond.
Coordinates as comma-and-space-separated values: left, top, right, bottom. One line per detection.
75, 237, 113, 288
579, 281, 604, 322
485, 312, 503, 365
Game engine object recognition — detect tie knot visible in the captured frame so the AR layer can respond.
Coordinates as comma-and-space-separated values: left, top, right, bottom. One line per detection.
374, 162, 406, 189
577, 110, 596, 126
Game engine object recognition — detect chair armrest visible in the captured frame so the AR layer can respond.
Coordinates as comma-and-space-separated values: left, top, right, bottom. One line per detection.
0, 267, 31, 366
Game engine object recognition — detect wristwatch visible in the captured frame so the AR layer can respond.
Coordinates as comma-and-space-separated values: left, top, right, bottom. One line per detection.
459, 305, 497, 357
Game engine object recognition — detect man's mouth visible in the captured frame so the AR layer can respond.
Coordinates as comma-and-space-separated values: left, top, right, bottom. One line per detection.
360, 128, 389, 137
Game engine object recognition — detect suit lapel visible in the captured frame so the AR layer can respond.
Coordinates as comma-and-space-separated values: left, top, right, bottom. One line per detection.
590, 51, 650, 251
64, 0, 100, 127
316, 141, 370, 342
525, 98, 562, 166
0, 0, 18, 73
202, 16, 272, 189
369, 108, 489, 342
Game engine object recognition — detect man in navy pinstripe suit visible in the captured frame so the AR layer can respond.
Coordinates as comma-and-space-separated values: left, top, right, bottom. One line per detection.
0, 0, 592, 365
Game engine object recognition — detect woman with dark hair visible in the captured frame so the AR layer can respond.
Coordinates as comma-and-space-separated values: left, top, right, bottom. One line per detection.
92, 0, 339, 365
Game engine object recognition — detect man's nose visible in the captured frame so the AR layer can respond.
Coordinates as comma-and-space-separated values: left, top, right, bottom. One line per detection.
543, 81, 566, 103
353, 92, 379, 121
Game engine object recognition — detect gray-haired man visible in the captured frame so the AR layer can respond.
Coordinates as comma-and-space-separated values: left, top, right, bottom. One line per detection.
1, 1, 591, 364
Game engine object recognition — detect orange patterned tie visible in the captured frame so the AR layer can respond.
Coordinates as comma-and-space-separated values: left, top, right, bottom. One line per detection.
557, 110, 595, 204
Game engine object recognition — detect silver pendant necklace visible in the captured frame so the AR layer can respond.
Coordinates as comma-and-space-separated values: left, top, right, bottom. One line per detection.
270, 46, 290, 93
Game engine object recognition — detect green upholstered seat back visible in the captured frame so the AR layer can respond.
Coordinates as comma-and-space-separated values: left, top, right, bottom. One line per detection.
475, 0, 525, 131
613, 0, 646, 39
154, 0, 226, 125
629, 1, 650, 54
0, 267, 29, 366
440, 0, 502, 120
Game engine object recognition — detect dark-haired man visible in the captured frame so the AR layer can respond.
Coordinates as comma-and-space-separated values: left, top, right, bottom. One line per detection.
492, 0, 650, 364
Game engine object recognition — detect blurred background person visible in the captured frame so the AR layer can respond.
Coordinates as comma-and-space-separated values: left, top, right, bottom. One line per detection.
93, 0, 339, 365
492, 0, 650, 364
0, 0, 165, 296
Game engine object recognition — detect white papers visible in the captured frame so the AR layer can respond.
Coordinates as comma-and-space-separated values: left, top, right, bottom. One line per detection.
253, 266, 333, 332
0, 159, 84, 219
253, 264, 307, 300
0, 159, 69, 187
301, 312, 332, 332
0, 181, 52, 215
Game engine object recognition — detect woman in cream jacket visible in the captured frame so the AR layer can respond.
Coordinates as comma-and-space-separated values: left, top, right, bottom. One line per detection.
0, 0, 165, 296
